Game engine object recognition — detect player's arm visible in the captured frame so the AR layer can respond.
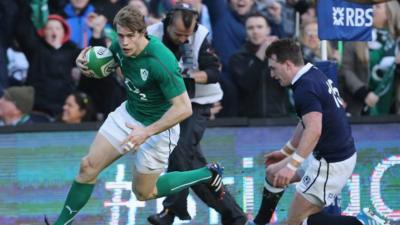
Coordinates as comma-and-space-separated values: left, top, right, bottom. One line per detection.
122, 92, 192, 151
272, 111, 321, 187
146, 92, 192, 136
282, 121, 304, 156
288, 111, 322, 169
265, 121, 303, 166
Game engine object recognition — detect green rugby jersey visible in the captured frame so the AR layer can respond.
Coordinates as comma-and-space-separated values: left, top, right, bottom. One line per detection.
109, 35, 186, 126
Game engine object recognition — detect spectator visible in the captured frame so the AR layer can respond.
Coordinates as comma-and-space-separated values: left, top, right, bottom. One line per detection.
257, 0, 285, 37
384, 1, 400, 114
0, 0, 19, 89
339, 42, 378, 116
7, 40, 29, 86
129, 0, 160, 25
77, 13, 126, 119
62, 0, 96, 48
15, 3, 81, 119
396, 41, 400, 114
258, 0, 313, 38
299, 20, 338, 64
229, 13, 289, 118
92, 0, 127, 23
300, 1, 316, 25
203, 0, 257, 117
61, 91, 96, 123
0, 86, 35, 126
48, 0, 69, 14
368, 2, 397, 115
341, 2, 398, 116
203, 0, 255, 73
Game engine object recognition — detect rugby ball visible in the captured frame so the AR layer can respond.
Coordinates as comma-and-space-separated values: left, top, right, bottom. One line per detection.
85, 46, 116, 79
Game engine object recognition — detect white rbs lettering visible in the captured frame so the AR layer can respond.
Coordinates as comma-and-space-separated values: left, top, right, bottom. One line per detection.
332, 7, 372, 27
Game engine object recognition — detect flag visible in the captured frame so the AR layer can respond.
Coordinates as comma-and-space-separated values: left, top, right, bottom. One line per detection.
317, 0, 373, 41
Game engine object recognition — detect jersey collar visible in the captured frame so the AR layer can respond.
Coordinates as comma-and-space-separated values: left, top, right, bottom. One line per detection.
291, 63, 314, 85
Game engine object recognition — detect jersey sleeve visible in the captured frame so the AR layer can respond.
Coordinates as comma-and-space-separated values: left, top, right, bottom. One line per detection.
294, 81, 322, 116
151, 55, 186, 100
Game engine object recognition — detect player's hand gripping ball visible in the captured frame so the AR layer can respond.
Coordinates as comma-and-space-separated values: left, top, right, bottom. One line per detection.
85, 46, 116, 79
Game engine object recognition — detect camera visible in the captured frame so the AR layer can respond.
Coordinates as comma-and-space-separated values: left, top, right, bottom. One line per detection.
180, 43, 196, 98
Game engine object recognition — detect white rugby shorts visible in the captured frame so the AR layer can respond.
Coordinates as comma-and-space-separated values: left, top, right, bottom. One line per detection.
99, 102, 180, 174
296, 153, 357, 207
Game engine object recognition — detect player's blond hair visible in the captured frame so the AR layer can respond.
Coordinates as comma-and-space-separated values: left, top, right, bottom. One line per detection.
114, 5, 146, 34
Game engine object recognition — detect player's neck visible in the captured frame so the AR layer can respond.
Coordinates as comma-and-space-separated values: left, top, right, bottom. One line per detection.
133, 37, 149, 57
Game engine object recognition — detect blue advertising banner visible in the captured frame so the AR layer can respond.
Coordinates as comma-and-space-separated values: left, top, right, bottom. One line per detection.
317, 0, 373, 41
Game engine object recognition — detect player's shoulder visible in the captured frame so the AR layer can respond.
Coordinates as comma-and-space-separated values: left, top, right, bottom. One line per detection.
147, 36, 177, 63
298, 67, 326, 86
109, 40, 119, 53
147, 35, 167, 51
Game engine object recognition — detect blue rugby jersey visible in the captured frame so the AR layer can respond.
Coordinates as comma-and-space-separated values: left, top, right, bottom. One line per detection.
292, 63, 356, 162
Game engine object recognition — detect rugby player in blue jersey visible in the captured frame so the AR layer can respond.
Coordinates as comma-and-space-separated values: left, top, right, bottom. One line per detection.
253, 39, 362, 225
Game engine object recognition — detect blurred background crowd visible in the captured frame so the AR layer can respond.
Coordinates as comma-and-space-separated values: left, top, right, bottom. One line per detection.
0, 0, 399, 126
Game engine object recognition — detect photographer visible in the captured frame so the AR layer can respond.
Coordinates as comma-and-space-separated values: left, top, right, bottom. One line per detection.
146, 3, 247, 225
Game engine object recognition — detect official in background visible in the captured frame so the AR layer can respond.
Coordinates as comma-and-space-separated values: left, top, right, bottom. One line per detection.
147, 3, 247, 225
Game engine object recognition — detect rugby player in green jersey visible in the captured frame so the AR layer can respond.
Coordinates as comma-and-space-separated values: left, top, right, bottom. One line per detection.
45, 5, 224, 225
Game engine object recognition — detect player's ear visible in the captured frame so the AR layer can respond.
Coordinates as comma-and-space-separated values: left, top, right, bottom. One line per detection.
285, 60, 293, 70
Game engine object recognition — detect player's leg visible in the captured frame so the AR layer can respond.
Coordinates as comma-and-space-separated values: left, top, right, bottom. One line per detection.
293, 153, 361, 225
130, 125, 224, 201
149, 147, 246, 225
48, 102, 134, 225
306, 211, 363, 225
287, 191, 323, 225
254, 156, 301, 225
153, 112, 197, 222
133, 162, 223, 200
191, 183, 248, 225
132, 169, 163, 200
253, 178, 285, 225
188, 145, 247, 225
51, 132, 122, 225
149, 104, 246, 225
147, 142, 192, 224
291, 192, 361, 225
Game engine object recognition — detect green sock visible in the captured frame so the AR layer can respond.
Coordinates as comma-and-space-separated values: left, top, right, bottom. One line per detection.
54, 180, 94, 225
155, 167, 212, 197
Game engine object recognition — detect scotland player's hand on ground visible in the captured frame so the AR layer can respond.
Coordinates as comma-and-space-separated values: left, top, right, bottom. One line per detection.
264, 150, 287, 167
122, 123, 151, 152
75, 47, 93, 77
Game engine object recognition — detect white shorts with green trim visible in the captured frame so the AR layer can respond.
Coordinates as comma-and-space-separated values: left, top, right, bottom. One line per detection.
99, 102, 180, 174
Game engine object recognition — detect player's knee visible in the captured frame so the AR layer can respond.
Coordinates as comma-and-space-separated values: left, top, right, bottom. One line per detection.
79, 156, 98, 179
287, 215, 303, 225
132, 190, 150, 201
132, 185, 153, 201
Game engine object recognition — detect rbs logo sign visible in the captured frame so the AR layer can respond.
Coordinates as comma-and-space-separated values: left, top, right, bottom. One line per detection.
332, 7, 373, 27
318, 0, 372, 41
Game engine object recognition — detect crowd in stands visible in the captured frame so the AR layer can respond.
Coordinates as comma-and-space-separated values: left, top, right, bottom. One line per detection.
1, 0, 400, 126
